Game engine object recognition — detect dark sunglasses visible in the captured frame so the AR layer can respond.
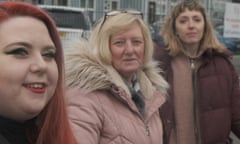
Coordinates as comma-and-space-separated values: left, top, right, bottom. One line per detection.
99, 10, 143, 31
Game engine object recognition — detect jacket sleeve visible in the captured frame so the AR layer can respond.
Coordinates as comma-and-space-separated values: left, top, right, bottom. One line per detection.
230, 62, 240, 138
66, 87, 103, 144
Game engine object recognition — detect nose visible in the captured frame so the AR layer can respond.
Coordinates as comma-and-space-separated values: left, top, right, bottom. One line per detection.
125, 41, 135, 54
30, 54, 47, 73
188, 20, 194, 28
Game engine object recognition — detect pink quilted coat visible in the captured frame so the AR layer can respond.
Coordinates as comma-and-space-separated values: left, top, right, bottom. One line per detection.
64, 40, 169, 144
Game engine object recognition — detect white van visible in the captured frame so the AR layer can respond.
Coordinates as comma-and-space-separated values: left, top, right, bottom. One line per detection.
38, 5, 92, 48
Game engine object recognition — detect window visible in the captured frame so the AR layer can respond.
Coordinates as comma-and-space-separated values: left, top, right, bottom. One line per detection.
89, 0, 94, 8
104, 0, 119, 11
112, 1, 118, 10
80, 0, 85, 8
79, 0, 94, 8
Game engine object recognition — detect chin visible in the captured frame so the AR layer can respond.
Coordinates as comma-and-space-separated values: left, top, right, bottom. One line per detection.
24, 104, 46, 119
13, 113, 39, 122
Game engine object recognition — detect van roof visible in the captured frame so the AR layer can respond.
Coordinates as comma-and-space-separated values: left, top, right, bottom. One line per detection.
38, 5, 86, 12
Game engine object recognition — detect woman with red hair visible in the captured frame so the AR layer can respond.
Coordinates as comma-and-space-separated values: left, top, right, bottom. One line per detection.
0, 2, 76, 144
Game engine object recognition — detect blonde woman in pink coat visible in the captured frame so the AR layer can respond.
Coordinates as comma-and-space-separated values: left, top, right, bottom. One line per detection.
64, 10, 169, 144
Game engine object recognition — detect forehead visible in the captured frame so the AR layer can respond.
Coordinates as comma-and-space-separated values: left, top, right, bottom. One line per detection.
119, 24, 142, 33
0, 16, 48, 39
177, 8, 203, 18
0, 16, 53, 47
112, 23, 142, 36
0, 16, 44, 30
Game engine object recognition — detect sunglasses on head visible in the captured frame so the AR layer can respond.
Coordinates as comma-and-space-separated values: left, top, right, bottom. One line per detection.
99, 9, 143, 31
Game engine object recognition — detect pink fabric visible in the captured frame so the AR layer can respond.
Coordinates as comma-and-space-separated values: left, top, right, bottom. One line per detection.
67, 86, 166, 144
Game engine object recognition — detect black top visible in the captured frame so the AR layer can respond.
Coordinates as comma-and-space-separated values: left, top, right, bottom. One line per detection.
0, 117, 34, 144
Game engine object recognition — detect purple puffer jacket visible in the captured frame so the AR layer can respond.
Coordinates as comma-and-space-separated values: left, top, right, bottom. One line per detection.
154, 43, 240, 144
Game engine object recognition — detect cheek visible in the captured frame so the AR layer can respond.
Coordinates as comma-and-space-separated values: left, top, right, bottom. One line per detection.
111, 47, 122, 63
200, 26, 204, 36
110, 46, 121, 58
0, 75, 16, 98
176, 28, 185, 37
0, 63, 26, 104
111, 57, 120, 70
0, 61, 25, 86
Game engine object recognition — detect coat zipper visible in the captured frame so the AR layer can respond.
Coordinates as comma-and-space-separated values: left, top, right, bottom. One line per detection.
189, 58, 201, 144
145, 122, 150, 136
144, 120, 151, 144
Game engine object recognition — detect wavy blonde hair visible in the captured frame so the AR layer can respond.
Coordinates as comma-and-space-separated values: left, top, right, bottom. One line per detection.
89, 12, 153, 67
89, 11, 169, 95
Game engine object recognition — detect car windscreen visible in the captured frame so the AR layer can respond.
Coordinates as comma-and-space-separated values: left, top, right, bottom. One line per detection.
45, 9, 90, 30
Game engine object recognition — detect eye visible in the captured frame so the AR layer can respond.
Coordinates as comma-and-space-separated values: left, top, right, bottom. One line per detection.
194, 18, 202, 22
132, 40, 143, 46
113, 40, 125, 46
179, 19, 187, 24
42, 49, 56, 59
5, 48, 28, 57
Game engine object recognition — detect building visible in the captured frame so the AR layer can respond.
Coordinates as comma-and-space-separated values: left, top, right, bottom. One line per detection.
18, 0, 172, 24
32, 0, 239, 27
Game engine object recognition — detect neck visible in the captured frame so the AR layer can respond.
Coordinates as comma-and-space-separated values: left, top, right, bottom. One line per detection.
182, 43, 200, 58
121, 73, 136, 87
0, 116, 33, 144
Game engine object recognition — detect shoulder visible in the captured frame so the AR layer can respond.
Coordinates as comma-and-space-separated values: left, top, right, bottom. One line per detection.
66, 87, 110, 107
64, 39, 113, 92
203, 49, 233, 65
201, 49, 237, 78
66, 87, 108, 128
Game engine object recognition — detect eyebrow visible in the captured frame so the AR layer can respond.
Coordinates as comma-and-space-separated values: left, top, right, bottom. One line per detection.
5, 41, 31, 48
178, 14, 202, 19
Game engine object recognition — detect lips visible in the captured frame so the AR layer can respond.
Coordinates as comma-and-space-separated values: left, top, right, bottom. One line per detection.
23, 83, 46, 93
123, 58, 136, 61
187, 32, 197, 37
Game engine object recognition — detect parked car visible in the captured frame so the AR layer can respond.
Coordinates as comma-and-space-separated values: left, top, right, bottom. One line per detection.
38, 5, 92, 48
215, 25, 240, 52
215, 31, 238, 52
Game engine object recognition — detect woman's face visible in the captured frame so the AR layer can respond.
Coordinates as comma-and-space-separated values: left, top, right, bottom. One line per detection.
175, 8, 204, 47
0, 16, 58, 121
110, 25, 145, 79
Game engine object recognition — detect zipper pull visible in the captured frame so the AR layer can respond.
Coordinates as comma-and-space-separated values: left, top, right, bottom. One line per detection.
145, 125, 150, 136
189, 58, 195, 69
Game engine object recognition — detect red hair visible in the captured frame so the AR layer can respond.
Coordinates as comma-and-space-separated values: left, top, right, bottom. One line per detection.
0, 2, 76, 144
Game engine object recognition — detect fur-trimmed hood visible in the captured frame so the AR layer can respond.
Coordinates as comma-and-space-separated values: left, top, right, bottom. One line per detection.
64, 39, 169, 98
